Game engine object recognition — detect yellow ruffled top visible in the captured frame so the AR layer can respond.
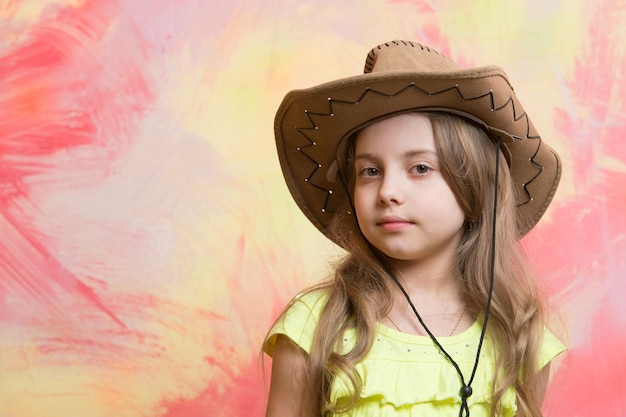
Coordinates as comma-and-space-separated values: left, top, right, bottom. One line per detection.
264, 290, 566, 417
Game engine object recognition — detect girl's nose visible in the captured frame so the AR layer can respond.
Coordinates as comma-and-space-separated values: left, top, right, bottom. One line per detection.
378, 173, 405, 205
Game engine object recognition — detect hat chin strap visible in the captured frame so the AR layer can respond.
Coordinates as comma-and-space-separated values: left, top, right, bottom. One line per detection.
339, 139, 502, 417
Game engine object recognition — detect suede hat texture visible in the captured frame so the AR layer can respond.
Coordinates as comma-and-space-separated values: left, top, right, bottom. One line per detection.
274, 40, 561, 244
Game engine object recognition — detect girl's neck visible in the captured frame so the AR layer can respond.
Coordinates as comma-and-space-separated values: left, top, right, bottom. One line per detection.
387, 256, 464, 318
389, 257, 459, 296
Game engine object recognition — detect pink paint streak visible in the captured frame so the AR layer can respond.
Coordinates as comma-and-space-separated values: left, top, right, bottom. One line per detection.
0, 0, 154, 326
151, 227, 291, 417
522, 1, 626, 415
160, 234, 279, 417
161, 359, 268, 417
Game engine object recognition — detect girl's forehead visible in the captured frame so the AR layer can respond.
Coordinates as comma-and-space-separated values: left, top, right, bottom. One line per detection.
354, 113, 436, 155
356, 112, 431, 134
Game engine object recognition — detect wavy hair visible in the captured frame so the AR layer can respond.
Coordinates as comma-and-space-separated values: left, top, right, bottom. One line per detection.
272, 112, 548, 417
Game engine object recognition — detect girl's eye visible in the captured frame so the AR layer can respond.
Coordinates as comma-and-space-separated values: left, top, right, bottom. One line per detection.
358, 167, 380, 177
411, 164, 431, 174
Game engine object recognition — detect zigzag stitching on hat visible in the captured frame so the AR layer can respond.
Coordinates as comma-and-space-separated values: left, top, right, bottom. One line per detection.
293, 82, 543, 213
302, 84, 538, 142
291, 122, 336, 213
517, 138, 545, 207
490, 95, 539, 141
486, 94, 543, 207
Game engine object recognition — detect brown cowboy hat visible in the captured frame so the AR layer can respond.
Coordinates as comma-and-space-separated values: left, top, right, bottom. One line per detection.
274, 40, 561, 243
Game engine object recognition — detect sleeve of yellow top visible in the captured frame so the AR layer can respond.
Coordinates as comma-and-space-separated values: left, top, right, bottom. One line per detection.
538, 327, 567, 371
263, 291, 327, 357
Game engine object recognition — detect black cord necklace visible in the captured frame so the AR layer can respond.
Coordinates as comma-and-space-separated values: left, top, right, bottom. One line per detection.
339, 137, 502, 416
381, 138, 501, 417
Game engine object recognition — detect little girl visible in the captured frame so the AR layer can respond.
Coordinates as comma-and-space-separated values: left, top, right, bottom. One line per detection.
263, 40, 565, 417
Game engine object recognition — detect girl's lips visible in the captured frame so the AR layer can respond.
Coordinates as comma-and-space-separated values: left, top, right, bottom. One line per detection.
377, 216, 413, 231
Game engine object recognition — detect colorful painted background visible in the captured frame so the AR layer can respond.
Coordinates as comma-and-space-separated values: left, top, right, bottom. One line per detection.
0, 0, 624, 416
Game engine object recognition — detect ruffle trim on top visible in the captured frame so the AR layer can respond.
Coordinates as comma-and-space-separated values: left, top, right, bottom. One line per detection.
328, 322, 518, 417
330, 357, 516, 416
266, 290, 564, 417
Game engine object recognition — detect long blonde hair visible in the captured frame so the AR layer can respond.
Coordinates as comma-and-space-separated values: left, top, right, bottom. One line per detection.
274, 112, 548, 417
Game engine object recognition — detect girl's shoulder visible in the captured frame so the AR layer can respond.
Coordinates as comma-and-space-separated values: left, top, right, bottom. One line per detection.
263, 287, 330, 356
277, 286, 332, 322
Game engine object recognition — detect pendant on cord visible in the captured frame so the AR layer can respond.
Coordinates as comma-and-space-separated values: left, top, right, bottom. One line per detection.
459, 385, 473, 417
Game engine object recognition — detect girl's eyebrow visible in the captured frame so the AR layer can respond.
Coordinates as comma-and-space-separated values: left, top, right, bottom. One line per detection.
354, 149, 437, 161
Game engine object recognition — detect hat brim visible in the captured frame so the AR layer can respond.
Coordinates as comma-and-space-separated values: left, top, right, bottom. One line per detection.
275, 67, 561, 244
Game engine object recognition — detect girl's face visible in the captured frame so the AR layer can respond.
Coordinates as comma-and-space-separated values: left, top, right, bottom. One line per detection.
353, 113, 466, 270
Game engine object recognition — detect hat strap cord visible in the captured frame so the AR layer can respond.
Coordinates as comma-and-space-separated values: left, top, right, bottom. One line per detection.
338, 139, 501, 417
381, 138, 501, 417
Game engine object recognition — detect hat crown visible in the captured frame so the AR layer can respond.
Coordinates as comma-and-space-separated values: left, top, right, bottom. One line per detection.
275, 40, 561, 243
364, 40, 461, 74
